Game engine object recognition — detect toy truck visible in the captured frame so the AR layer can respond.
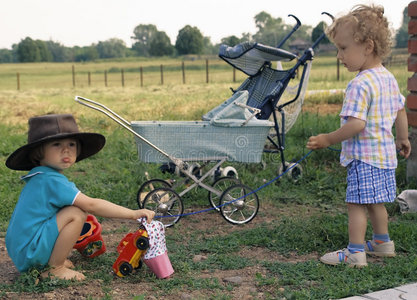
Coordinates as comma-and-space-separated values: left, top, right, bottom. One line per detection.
112, 226, 150, 277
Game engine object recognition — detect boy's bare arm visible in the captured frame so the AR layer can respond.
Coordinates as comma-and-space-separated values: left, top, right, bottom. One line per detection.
307, 117, 366, 150
73, 193, 155, 223
395, 108, 411, 158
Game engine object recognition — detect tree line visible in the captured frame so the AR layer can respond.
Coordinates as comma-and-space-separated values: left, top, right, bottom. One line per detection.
0, 8, 409, 64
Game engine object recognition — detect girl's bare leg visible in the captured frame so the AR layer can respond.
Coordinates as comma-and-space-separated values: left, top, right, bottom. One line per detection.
42, 206, 87, 281
367, 203, 389, 235
347, 203, 368, 245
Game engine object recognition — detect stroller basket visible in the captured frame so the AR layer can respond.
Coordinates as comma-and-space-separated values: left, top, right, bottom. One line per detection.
131, 120, 271, 163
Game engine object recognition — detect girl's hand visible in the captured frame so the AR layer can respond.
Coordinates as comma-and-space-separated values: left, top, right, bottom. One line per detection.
307, 134, 331, 150
396, 138, 411, 159
136, 209, 155, 223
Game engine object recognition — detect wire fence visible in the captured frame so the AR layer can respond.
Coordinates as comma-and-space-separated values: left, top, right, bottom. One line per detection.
4, 58, 246, 91
2, 52, 408, 91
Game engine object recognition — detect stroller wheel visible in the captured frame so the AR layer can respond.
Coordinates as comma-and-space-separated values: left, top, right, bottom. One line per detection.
142, 187, 183, 227
219, 184, 259, 225
208, 176, 241, 211
278, 162, 303, 182
136, 179, 172, 208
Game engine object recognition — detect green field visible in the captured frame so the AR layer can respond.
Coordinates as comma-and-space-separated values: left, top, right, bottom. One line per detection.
1, 54, 416, 299
0, 54, 409, 92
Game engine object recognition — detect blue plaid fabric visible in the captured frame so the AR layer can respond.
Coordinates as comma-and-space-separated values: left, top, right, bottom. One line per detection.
346, 160, 396, 204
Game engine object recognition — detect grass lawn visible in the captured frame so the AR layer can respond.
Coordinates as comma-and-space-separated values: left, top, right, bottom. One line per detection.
1, 55, 417, 299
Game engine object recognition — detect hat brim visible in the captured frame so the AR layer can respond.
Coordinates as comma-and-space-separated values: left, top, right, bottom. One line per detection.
5, 132, 106, 171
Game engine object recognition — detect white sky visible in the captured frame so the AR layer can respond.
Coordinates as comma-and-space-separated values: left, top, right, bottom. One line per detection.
0, 0, 411, 49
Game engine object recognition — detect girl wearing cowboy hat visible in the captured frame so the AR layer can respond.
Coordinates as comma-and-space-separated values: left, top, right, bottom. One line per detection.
5, 114, 155, 281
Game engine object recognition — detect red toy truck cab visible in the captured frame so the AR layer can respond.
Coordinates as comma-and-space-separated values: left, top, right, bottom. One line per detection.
112, 226, 150, 277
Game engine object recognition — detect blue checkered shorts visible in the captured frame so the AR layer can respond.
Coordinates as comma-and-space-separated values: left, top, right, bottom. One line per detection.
346, 160, 396, 204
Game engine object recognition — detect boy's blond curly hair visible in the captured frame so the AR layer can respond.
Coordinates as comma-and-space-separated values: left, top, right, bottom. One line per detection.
326, 4, 392, 59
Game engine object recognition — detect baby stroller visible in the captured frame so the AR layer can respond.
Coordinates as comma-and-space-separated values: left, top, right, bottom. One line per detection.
76, 95, 270, 227
206, 13, 333, 180
76, 13, 331, 227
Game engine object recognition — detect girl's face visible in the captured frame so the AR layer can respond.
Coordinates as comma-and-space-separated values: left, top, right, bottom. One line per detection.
40, 138, 78, 171
333, 22, 374, 72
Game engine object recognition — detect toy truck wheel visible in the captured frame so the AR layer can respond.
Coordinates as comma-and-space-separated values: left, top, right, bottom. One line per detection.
135, 260, 143, 270
136, 236, 149, 250
119, 262, 133, 276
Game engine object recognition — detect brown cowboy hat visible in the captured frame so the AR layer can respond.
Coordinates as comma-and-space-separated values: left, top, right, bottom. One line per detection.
6, 114, 106, 171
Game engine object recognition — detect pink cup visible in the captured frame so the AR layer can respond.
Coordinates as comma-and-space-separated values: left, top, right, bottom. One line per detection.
144, 252, 174, 279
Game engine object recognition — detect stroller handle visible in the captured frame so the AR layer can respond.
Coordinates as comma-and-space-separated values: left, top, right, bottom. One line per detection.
74, 96, 185, 169
276, 14, 301, 48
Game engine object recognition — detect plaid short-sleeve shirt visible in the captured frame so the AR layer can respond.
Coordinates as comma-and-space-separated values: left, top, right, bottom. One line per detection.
340, 66, 404, 169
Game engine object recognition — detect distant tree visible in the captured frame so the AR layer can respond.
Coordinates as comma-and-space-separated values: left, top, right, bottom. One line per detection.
131, 24, 158, 56
312, 21, 330, 44
254, 11, 274, 31
221, 35, 241, 46
17, 37, 41, 62
73, 45, 99, 61
149, 31, 173, 56
240, 33, 252, 43
175, 25, 204, 55
395, 6, 408, 48
35, 40, 53, 62
252, 12, 311, 49
96, 38, 126, 59
0, 49, 13, 63
252, 11, 284, 46
46, 40, 71, 62
202, 36, 217, 55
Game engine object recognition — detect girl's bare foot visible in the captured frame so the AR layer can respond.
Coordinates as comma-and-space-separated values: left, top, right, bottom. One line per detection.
41, 265, 85, 281
64, 259, 74, 269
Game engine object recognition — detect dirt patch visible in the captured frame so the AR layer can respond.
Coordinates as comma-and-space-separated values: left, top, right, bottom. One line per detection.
303, 103, 342, 115
0, 203, 324, 299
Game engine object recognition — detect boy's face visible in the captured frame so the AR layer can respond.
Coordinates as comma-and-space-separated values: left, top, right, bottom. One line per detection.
40, 138, 78, 172
333, 22, 371, 72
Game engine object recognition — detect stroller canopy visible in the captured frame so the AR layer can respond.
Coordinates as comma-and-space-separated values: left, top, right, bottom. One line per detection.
219, 42, 297, 76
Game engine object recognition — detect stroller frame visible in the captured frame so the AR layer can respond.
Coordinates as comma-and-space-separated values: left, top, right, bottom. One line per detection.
217, 13, 333, 179
76, 96, 261, 227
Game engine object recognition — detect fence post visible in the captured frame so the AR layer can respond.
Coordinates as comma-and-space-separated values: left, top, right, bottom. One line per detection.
182, 61, 186, 84
104, 70, 108, 87
88, 72, 91, 86
160, 64, 164, 85
206, 59, 209, 83
121, 69, 125, 87
16, 72, 20, 90
140, 67, 143, 87
72, 65, 75, 87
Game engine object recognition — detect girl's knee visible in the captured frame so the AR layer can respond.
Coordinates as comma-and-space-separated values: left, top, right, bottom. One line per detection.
56, 206, 87, 230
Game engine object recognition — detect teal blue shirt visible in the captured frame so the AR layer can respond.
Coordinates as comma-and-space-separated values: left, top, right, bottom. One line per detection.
5, 166, 80, 272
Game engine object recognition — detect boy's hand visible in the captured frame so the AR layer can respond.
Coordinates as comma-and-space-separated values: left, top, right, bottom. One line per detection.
307, 134, 331, 150
396, 139, 411, 159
